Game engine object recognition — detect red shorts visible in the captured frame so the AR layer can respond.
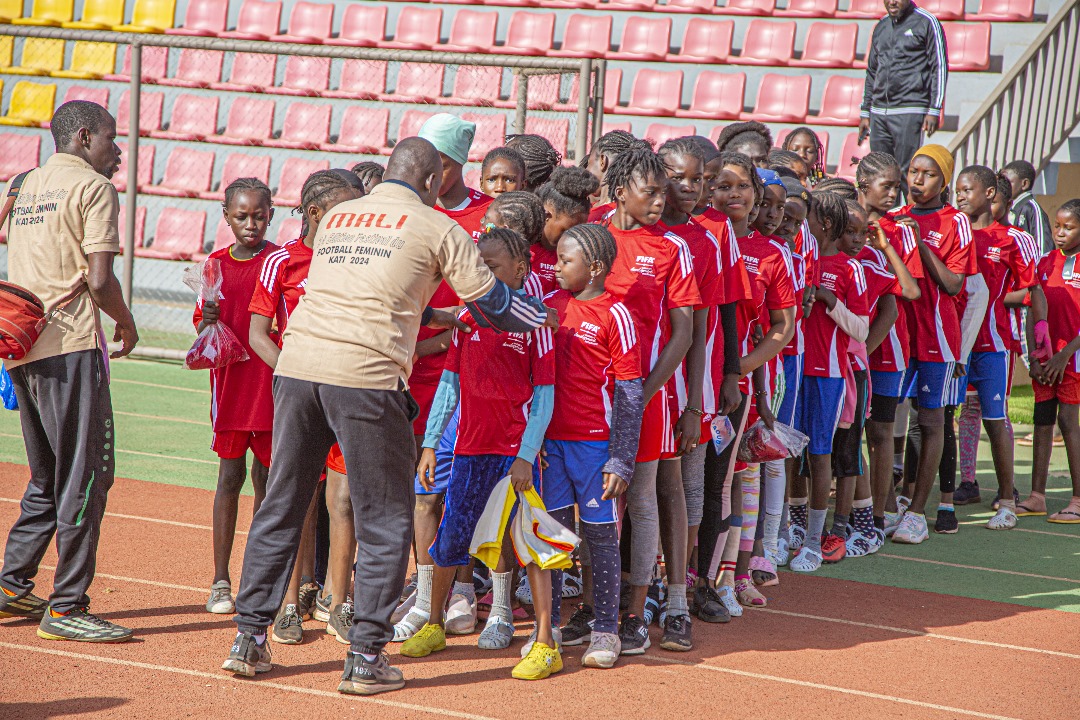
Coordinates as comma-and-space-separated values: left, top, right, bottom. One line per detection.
642, 386, 677, 463
1033, 370, 1080, 405
410, 379, 438, 435
326, 443, 346, 475
212, 430, 272, 467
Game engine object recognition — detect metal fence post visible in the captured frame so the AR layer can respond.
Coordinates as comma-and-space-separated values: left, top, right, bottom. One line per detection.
575, 59, 592, 163
591, 59, 607, 148
122, 41, 140, 306
514, 71, 528, 136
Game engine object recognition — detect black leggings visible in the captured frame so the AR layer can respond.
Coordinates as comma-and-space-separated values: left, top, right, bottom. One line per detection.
696, 394, 748, 579
904, 399, 957, 494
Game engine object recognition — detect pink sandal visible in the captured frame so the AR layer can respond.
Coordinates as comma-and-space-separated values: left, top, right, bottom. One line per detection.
749, 556, 779, 587
734, 576, 767, 608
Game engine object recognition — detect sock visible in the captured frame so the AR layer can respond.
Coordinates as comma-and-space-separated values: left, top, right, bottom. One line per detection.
805, 508, 827, 552
852, 499, 874, 536
686, 567, 699, 589
789, 497, 808, 530
240, 632, 266, 646
490, 571, 512, 622
873, 515, 885, 530
830, 517, 849, 538
938, 503, 954, 513
762, 512, 781, 555
999, 498, 1017, 511
666, 583, 688, 617
779, 502, 791, 543
413, 564, 434, 618
452, 581, 475, 604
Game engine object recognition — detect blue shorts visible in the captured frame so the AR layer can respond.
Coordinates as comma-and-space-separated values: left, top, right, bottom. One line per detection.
900, 360, 959, 410
795, 376, 846, 455
414, 405, 458, 495
429, 453, 540, 568
869, 369, 905, 400
957, 351, 1009, 420
542, 440, 619, 525
776, 354, 802, 427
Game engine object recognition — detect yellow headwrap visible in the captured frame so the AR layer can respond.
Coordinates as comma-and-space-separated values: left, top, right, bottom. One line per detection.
913, 144, 955, 187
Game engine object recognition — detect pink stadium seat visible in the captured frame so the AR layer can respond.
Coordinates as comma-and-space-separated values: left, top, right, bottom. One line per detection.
112, 142, 154, 193
723, 0, 776, 15
116, 206, 147, 252
200, 218, 236, 259
739, 20, 796, 65
198, 152, 272, 200
675, 70, 745, 119
264, 102, 331, 150
324, 60, 388, 100
272, 56, 331, 96
144, 146, 215, 198
275, 218, 302, 246
446, 66, 503, 108
501, 12, 556, 56
61, 84, 108, 107
525, 117, 569, 159
206, 96, 275, 145
645, 123, 697, 147
116, 90, 164, 136
442, 10, 499, 53
0, 132, 41, 181
621, 69, 683, 116
669, 18, 734, 63
386, 62, 445, 104
158, 49, 223, 88
166, 0, 228, 36
945, 22, 991, 72
382, 7, 442, 50
325, 5, 386, 47
464, 166, 481, 191
150, 94, 219, 141
838, 0, 882, 18
553, 14, 611, 58
104, 45, 168, 82
793, 22, 858, 67
137, 208, 206, 261
398, 110, 437, 142
221, 0, 283, 41
270, 1, 334, 43
333, 107, 391, 154
664, 0, 721, 13
274, 158, 329, 206
813, 76, 863, 125
777, 0, 838, 15
210, 53, 277, 93
500, 74, 561, 111
606, 0, 658, 12
919, 0, 965, 20
970, 0, 1033, 21
557, 68, 622, 113
612, 17, 672, 61
602, 121, 633, 136
775, 127, 829, 160
746, 73, 809, 122
836, 131, 870, 178
462, 113, 507, 162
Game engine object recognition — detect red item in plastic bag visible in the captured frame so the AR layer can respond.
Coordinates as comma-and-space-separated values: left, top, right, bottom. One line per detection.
185, 259, 250, 370
737, 420, 809, 464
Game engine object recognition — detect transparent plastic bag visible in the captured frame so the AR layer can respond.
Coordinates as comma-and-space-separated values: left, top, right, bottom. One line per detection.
710, 414, 736, 454
737, 419, 809, 464
185, 259, 249, 370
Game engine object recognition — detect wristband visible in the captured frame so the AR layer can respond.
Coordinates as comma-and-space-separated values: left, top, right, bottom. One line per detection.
754, 389, 768, 398
684, 406, 704, 417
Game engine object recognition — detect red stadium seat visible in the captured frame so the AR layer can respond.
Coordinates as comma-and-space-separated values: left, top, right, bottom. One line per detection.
612, 17, 671, 61
836, 131, 870, 178
944, 22, 991, 72
557, 68, 622, 113
501, 12, 556, 56
969, 0, 1033, 21
837, 0, 882, 18
462, 113, 507, 162
664, 0, 721, 13
0, 132, 41, 181
446, 66, 503, 107
116, 206, 147, 252
270, 1, 334, 43
324, 60, 388, 100
775, 127, 829, 161
442, 10, 499, 53
325, 4, 385, 47
221, 0, 282, 41
501, 73, 561, 110
621, 69, 683, 116
116, 90, 164, 136
525, 117, 569, 159
777, 0, 838, 16
552, 14, 611, 58
919, 0, 965, 20
382, 7, 442, 50
166, 0, 228, 36
150, 94, 219, 141
606, 0, 658, 13
198, 152, 272, 200
265, 102, 331, 150
397, 110, 437, 143
275, 218, 303, 246
746, 73, 809, 122
723, 0, 776, 15
272, 56, 331, 97
210, 53, 277, 93
793, 22, 858, 67
669, 18, 734, 63
144, 146, 215, 198
158, 49, 223, 88
274, 158, 329, 206
813, 76, 863, 125
675, 70, 745, 119
137, 208, 206, 261
333, 107, 391, 154
206, 96, 275, 145
104, 45, 168, 82
200, 218, 236, 259
644, 123, 697, 147
385, 62, 445, 104
61, 84, 108, 107
112, 142, 154, 193
738, 20, 796, 65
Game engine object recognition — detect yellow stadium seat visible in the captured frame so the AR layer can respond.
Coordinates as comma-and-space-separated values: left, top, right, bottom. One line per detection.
52, 42, 116, 80
0, 0, 24, 23
11, 0, 74, 26
114, 0, 175, 33
2, 38, 65, 76
0, 37, 12, 70
62, 0, 125, 30
0, 81, 57, 126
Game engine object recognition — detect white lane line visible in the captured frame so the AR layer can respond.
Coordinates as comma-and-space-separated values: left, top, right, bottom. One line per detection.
956, 520, 1080, 539
113, 378, 206, 395
876, 553, 1080, 584
116, 411, 211, 427
648, 656, 1024, 720
0, 433, 217, 466
0, 642, 498, 720
0, 498, 247, 536
38, 564, 207, 594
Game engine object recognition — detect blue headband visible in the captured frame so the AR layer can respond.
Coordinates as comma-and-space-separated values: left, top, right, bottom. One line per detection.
756, 167, 784, 188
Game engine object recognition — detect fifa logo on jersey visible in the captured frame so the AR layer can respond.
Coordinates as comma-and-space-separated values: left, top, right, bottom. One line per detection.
576, 321, 601, 345
821, 271, 839, 291
743, 256, 760, 274
502, 333, 527, 355
632, 255, 656, 277
925, 230, 943, 248
987, 246, 1002, 262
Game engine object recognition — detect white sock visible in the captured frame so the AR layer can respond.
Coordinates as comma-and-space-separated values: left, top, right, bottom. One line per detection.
414, 564, 434, 615
490, 571, 512, 621
452, 581, 475, 603
763, 512, 781, 555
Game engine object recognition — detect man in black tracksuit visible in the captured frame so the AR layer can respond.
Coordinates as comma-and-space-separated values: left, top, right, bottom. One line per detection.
859, 0, 949, 193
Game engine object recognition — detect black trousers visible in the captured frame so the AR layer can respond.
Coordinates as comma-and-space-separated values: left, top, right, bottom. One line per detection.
697, 394, 749, 580
869, 112, 925, 196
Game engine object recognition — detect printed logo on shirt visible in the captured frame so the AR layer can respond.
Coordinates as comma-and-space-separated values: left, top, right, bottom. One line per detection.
820, 271, 839, 292
987, 246, 1002, 263
743, 255, 761, 275
904, 28, 914, 36
502, 333, 527, 355
925, 231, 943, 248
575, 321, 601, 345
632, 255, 657, 278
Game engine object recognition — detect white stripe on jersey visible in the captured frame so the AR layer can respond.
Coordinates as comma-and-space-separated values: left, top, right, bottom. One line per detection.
954, 212, 974, 248
663, 231, 695, 278
769, 238, 796, 281
609, 302, 638, 355
259, 246, 291, 290
900, 224, 918, 255
703, 229, 723, 276
524, 271, 544, 300
532, 325, 554, 357
847, 258, 868, 294
1009, 227, 1040, 265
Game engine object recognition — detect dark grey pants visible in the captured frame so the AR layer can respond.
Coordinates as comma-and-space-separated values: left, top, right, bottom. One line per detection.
233, 377, 416, 655
1, 349, 115, 614
869, 112, 925, 196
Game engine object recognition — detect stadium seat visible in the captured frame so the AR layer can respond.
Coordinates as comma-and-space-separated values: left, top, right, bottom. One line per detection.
970, 0, 1033, 21
0, 133, 41, 180
137, 208, 206, 261
463, 167, 480, 191
777, 0, 838, 16
116, 206, 147, 251
270, 1, 334, 43
116, 90, 164, 135
462, 113, 506, 162
675, 70, 745, 119
813, 76, 863, 125
2, 38, 64, 76
51, 41, 116, 80
158, 49, 223, 88
552, 14, 611, 58
397, 110, 437, 143
663, 0, 720, 13
500, 73, 560, 111
746, 73, 809, 122
166, 0, 229, 36
221, 0, 283, 41
557, 68, 622, 113
272, 56, 331, 97
62, 0, 123, 29
644, 123, 697, 147
210, 53, 277, 93
723, 0, 776, 15
0, 0, 22, 23
144, 146, 215, 198
612, 17, 671, 61
919, 0, 965, 20
836, 131, 870, 178
104, 45, 168, 83
199, 218, 237, 259
442, 10, 500, 53
668, 18, 734, 63
205, 96, 275, 145
792, 22, 858, 67
837, 0, 882, 18
274, 158, 329, 206
275, 218, 302, 246
738, 20, 796, 65
446, 66, 503, 107
621, 69, 683, 116
945, 22, 991, 72
0, 36, 9, 69
775, 127, 829, 160
264, 102, 331, 150
324, 60, 388, 100
501, 12, 556, 56
602, 121, 633, 135
198, 152, 273, 200
524, 117, 569, 159
11, 0, 73, 26
0, 81, 55, 126
324, 4, 386, 47
114, 0, 177, 33
333, 107, 391, 154
150, 94, 219, 141
61, 84, 109, 107
385, 62, 445, 104
112, 141, 155, 193
606, 0, 658, 11
382, 7, 442, 50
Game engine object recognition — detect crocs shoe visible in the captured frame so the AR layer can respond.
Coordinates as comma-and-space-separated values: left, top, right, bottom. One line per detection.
521, 625, 562, 658
774, 536, 791, 567
515, 576, 533, 605
845, 531, 873, 558
477, 615, 515, 651
716, 585, 743, 617
392, 607, 429, 643
790, 547, 823, 573
391, 590, 416, 625
986, 506, 1017, 530
789, 524, 806, 552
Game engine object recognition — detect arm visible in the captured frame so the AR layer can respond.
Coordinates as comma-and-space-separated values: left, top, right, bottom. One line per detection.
642, 306, 694, 402
605, 378, 644, 487
958, 273, 989, 365
88, 251, 138, 359
465, 281, 553, 333
751, 364, 775, 429
870, 224, 921, 300
421, 369, 460, 449
719, 301, 742, 414
415, 330, 453, 359
674, 307, 710, 454
923, 16, 948, 135
818, 290, 870, 343
740, 306, 795, 376
248, 313, 280, 369
866, 294, 898, 355
1026, 285, 1051, 362
517, 384, 554, 465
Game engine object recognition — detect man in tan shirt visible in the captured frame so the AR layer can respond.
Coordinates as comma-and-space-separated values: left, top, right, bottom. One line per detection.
223, 138, 553, 695
0, 101, 138, 642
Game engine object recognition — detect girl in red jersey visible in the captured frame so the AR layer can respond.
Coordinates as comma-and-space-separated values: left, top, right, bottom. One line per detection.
480, 147, 526, 198
484, 190, 551, 298
506, 133, 562, 192
195, 178, 278, 618
584, 129, 638, 222
536, 167, 599, 296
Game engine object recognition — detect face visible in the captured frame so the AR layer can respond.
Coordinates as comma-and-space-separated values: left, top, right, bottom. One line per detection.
307, 187, 364, 234
586, 147, 606, 191
224, 190, 273, 249
731, 139, 769, 169
482, 157, 523, 197
554, 236, 598, 293
907, 155, 946, 207
478, 236, 526, 287
753, 184, 787, 236
954, 173, 994, 219
1055, 209, 1080, 252
700, 157, 722, 209
615, 171, 666, 227
86, 115, 121, 179
543, 201, 587, 248
437, 154, 462, 198
990, 190, 1011, 223
715, 165, 756, 223
1001, 168, 1026, 200
860, 166, 902, 213
885, 0, 911, 19
664, 152, 704, 216
786, 132, 818, 170
775, 197, 808, 242
838, 208, 868, 256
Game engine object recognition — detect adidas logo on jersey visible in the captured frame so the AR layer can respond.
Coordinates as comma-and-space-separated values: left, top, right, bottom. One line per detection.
921, 384, 931, 393
586, 498, 600, 508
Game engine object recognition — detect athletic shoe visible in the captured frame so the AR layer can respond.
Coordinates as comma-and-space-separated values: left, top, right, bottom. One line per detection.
987, 506, 1018, 530
934, 508, 959, 534
789, 547, 823, 573
272, 603, 303, 645
871, 528, 886, 551
884, 510, 904, 537
515, 575, 533, 605
618, 613, 650, 655
820, 533, 846, 564
478, 615, 515, 650
400, 623, 447, 658
892, 513, 929, 544
561, 570, 583, 599
444, 593, 477, 636
472, 569, 491, 597
692, 585, 731, 624
582, 631, 621, 669
642, 579, 663, 626
399, 574, 417, 605
659, 613, 692, 652
338, 651, 405, 696
327, 601, 353, 645
222, 631, 272, 676
0, 589, 47, 620
789, 523, 806, 552
716, 585, 743, 617
560, 603, 595, 646
391, 590, 416, 625
521, 625, 562, 657
953, 482, 981, 506
37, 607, 133, 643
297, 581, 319, 620
314, 592, 333, 623
512, 641, 562, 681
206, 581, 234, 615
991, 487, 1020, 511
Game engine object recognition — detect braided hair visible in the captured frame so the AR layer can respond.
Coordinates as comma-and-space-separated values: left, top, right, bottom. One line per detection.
606, 144, 669, 198
994, 171, 1014, 207
223, 177, 272, 210
298, 170, 359, 216
562, 223, 617, 272
813, 177, 858, 201
482, 146, 527, 181
688, 135, 721, 165
1060, 198, 1080, 222
855, 151, 900, 191
811, 189, 848, 244
589, 129, 638, 165
351, 161, 384, 190
781, 127, 827, 183
537, 166, 599, 218
488, 191, 546, 246
843, 198, 868, 223
480, 227, 532, 267
719, 150, 764, 204
505, 134, 562, 190
768, 149, 807, 177
714, 121, 772, 157
658, 136, 707, 165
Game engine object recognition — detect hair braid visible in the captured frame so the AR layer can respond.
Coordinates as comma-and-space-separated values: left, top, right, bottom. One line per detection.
482, 227, 532, 266
714, 121, 772, 155
658, 137, 707, 165
223, 177, 272, 210
489, 191, 546, 246
537, 166, 599, 218
606, 144, 669, 197
296, 170, 355, 216
811, 190, 849, 244
351, 161, 384, 188
505, 134, 562, 190
855, 151, 900, 190
565, 223, 617, 272
813, 177, 858, 201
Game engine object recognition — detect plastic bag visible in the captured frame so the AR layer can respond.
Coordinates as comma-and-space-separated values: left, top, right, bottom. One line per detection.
710, 414, 736, 454
185, 259, 249, 370
0, 364, 18, 411
737, 419, 809, 464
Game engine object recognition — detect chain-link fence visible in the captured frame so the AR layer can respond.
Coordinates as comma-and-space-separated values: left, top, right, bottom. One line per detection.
1, 25, 602, 357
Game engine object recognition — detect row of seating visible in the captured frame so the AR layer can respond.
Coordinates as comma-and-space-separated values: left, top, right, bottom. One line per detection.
117, 206, 304, 262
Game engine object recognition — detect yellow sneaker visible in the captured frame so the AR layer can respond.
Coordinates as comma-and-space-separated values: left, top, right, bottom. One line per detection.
512, 641, 563, 680
400, 623, 446, 658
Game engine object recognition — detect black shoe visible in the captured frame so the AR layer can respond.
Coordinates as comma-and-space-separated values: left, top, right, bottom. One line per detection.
313, 592, 332, 623
953, 482, 981, 505
934, 509, 959, 534
660, 613, 693, 652
618, 613, 651, 656
693, 585, 731, 624
619, 579, 630, 612
327, 601, 353, 645
0, 589, 47, 620
38, 607, 133, 643
222, 631, 272, 676
271, 603, 304, 645
560, 603, 595, 646
338, 651, 405, 696
297, 581, 319, 620
991, 487, 1020, 511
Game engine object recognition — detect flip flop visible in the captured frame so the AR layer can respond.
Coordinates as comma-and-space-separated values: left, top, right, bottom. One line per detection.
1048, 508, 1080, 524
1016, 501, 1047, 517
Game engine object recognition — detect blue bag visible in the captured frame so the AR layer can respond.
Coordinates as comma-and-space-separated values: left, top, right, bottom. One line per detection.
0, 365, 18, 411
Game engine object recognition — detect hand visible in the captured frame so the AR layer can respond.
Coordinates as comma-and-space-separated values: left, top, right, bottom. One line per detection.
922, 113, 940, 137
1033, 320, 1053, 362
756, 393, 776, 430
1042, 351, 1070, 386
110, 319, 139, 359
601, 472, 628, 500
425, 307, 471, 333
538, 443, 549, 471
542, 308, 560, 330
719, 374, 742, 416
893, 215, 922, 243
1029, 358, 1046, 384
953, 363, 966, 378
750, 323, 764, 347
858, 118, 870, 144
416, 447, 438, 492
674, 409, 703, 456
509, 457, 534, 492
815, 285, 838, 310
201, 301, 220, 325
867, 220, 889, 252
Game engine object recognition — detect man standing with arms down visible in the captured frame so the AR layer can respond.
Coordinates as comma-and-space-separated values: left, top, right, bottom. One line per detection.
221, 138, 555, 695
0, 101, 139, 641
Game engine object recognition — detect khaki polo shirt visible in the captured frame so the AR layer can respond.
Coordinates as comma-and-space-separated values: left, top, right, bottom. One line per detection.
276, 181, 495, 390
3, 154, 119, 368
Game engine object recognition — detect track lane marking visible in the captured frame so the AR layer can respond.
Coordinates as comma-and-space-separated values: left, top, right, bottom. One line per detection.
0, 433, 217, 465
876, 553, 1080, 584
37, 564, 208, 594
116, 410, 211, 427
0, 497, 247, 535
112, 378, 206, 395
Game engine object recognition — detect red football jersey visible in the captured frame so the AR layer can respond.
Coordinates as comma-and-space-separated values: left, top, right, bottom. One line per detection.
876, 215, 924, 279
1037, 250, 1080, 372
858, 246, 908, 372
546, 290, 642, 441
695, 207, 752, 307
854, 248, 902, 371
530, 244, 559, 297
248, 238, 312, 338
589, 201, 615, 224
795, 220, 820, 286
973, 222, 1039, 353
438, 189, 493, 241
804, 252, 870, 378
782, 248, 808, 356
737, 232, 798, 391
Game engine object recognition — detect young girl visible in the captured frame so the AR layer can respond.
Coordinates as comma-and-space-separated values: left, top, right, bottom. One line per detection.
506, 133, 562, 192
480, 147, 527, 198
535, 167, 599, 296
714, 121, 772, 168
197, 178, 278, 616
350, 161, 383, 194
768, 149, 811, 186
484, 191, 548, 298
585, 129, 638, 220
781, 127, 827, 185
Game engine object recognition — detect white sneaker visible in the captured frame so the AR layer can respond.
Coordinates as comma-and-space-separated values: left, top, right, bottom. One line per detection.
716, 585, 743, 617
391, 590, 416, 624
790, 547, 823, 573
986, 506, 1018, 530
206, 581, 234, 614
884, 510, 904, 537
582, 631, 621, 669
892, 512, 929, 544
515, 575, 533, 605
897, 495, 911, 515
520, 625, 562, 657
444, 593, 477, 635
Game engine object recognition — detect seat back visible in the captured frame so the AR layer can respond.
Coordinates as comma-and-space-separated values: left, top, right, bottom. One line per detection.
784, 0, 838, 14
726, 0, 775, 13
627, 69, 683, 113
159, 146, 215, 192
680, 18, 734, 60
837, 132, 871, 178
228, 53, 277, 87
222, 96, 275, 141
689, 71, 745, 118
24, 0, 74, 25
278, 103, 331, 145
505, 12, 555, 50
151, 208, 206, 258
801, 22, 857, 65
129, 0, 176, 31
219, 153, 272, 189
944, 22, 991, 70
338, 107, 390, 151
285, 1, 333, 39
454, 66, 503, 104
337, 5, 386, 44
276, 158, 329, 206
644, 123, 697, 147
620, 17, 671, 56
461, 113, 506, 162
393, 7, 442, 47
117, 89, 163, 134
177, 0, 227, 34
281, 56, 331, 93
560, 14, 611, 55
0, 0, 23, 22
0, 133, 41, 180
117, 45, 168, 80
67, 41, 117, 76
398, 110, 437, 142
449, 10, 498, 48
6, 81, 56, 125
742, 19, 796, 62
395, 62, 444, 99
919, 0, 965, 19
168, 94, 219, 136
338, 60, 388, 98
236, 0, 282, 36
63, 84, 110, 106
117, 206, 147, 248
524, 117, 569, 159
19, 38, 65, 73
114, 141, 155, 191
817, 76, 864, 123
74, 0, 124, 25
753, 73, 810, 121
276, 218, 302, 245
174, 49, 224, 84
